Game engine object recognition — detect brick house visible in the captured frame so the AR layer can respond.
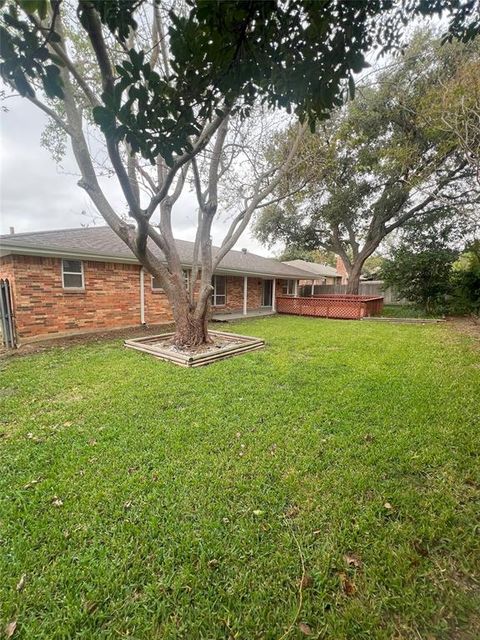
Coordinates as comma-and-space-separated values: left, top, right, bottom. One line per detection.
0, 227, 314, 344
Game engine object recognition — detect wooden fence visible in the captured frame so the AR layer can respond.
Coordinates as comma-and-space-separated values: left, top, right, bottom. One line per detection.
276, 295, 384, 320
300, 280, 405, 304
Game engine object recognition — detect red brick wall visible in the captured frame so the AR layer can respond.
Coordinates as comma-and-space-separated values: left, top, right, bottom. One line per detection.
336, 256, 349, 285
0, 256, 275, 341
1, 256, 173, 341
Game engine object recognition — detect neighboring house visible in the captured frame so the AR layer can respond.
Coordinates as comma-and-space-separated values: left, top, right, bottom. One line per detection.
282, 259, 342, 289
0, 227, 314, 343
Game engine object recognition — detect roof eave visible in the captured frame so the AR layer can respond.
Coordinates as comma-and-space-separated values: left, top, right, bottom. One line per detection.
0, 245, 310, 279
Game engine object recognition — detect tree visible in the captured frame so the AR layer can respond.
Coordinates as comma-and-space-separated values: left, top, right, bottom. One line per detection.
1, 2, 477, 345
420, 55, 480, 184
277, 247, 337, 267
255, 33, 480, 294
451, 240, 480, 314
381, 242, 458, 313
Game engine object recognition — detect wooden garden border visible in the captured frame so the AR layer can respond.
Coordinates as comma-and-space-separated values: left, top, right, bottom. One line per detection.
124, 330, 265, 367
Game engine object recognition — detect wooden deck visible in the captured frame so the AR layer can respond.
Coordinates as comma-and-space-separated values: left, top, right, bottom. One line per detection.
276, 295, 384, 320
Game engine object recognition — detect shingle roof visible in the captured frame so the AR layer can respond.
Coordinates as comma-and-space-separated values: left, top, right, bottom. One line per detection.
0, 226, 314, 279
283, 259, 340, 278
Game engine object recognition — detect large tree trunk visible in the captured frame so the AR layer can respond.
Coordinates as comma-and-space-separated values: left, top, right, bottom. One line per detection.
346, 264, 362, 294
171, 296, 212, 349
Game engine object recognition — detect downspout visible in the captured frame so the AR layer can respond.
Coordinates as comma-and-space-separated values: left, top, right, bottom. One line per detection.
140, 267, 145, 325
243, 276, 248, 316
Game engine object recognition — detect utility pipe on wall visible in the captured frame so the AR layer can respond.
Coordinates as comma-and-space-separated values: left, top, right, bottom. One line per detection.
140, 267, 145, 325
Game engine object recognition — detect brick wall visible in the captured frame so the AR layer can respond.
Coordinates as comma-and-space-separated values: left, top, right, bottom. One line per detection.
336, 256, 349, 285
1, 255, 173, 341
0, 256, 274, 341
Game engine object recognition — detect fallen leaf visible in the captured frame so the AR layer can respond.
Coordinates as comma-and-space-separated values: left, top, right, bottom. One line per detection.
252, 509, 264, 516
23, 478, 41, 489
16, 574, 26, 592
298, 622, 312, 635
284, 504, 300, 519
84, 601, 98, 614
5, 621, 17, 639
384, 502, 393, 510
339, 572, 357, 596
124, 501, 132, 510
207, 558, 219, 568
363, 434, 375, 443
344, 553, 362, 569
51, 496, 63, 507
63, 421, 72, 427
300, 573, 313, 589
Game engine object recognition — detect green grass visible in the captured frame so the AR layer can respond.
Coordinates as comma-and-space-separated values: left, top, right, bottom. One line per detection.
1, 316, 479, 640
381, 304, 441, 318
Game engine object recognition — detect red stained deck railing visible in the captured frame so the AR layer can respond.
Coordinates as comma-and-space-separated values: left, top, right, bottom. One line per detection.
276, 295, 384, 320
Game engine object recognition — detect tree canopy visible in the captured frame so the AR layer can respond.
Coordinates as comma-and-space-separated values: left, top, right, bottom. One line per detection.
254, 32, 480, 293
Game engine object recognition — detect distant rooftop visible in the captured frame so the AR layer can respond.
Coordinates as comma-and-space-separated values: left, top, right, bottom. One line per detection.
0, 226, 315, 279
282, 259, 340, 278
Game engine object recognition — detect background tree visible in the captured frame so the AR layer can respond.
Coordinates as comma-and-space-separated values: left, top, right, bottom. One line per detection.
419, 54, 480, 184
1, 1, 478, 344
255, 32, 480, 294
381, 241, 458, 314
277, 247, 337, 267
451, 240, 480, 314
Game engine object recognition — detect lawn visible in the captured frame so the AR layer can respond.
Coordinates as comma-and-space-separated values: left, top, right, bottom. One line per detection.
1, 316, 479, 640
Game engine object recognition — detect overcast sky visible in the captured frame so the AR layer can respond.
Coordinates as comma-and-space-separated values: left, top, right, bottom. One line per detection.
0, 96, 275, 256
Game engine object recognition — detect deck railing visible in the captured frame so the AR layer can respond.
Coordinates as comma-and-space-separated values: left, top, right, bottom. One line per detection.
276, 294, 384, 320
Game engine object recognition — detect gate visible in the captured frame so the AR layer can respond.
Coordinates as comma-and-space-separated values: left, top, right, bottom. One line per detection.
0, 278, 16, 348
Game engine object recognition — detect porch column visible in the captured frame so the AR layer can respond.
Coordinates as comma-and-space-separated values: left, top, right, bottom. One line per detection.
311, 280, 315, 297
243, 276, 248, 316
294, 280, 299, 296
272, 278, 276, 312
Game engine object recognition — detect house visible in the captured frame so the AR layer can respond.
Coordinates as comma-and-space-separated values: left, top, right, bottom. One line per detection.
0, 227, 315, 344
282, 259, 342, 292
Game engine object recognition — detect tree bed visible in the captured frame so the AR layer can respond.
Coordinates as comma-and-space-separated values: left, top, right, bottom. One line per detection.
124, 330, 264, 367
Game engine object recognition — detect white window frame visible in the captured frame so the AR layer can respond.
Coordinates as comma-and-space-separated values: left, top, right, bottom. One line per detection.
211, 275, 227, 306
286, 279, 295, 295
182, 269, 190, 290
62, 259, 84, 290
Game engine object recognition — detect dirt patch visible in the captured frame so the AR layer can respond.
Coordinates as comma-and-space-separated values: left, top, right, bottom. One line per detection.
142, 333, 246, 357
0, 323, 175, 359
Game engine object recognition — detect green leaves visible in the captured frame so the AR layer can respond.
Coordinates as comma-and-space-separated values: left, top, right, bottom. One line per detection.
0, 3, 63, 99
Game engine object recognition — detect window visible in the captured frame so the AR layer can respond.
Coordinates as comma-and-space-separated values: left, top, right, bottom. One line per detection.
182, 269, 190, 290
282, 279, 296, 295
62, 259, 84, 289
152, 270, 190, 292
211, 275, 226, 306
151, 276, 163, 291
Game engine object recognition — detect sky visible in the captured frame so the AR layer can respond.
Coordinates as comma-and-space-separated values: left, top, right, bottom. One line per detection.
0, 96, 274, 256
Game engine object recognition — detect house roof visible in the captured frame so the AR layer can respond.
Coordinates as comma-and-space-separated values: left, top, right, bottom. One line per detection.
0, 226, 315, 279
282, 259, 340, 278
